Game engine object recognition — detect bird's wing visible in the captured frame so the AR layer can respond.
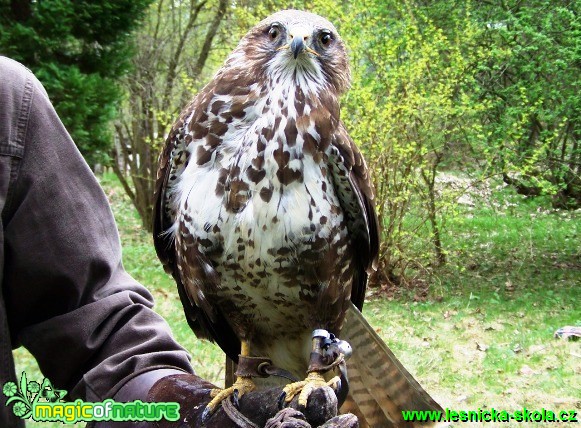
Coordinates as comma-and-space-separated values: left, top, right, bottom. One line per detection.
329, 122, 380, 310
330, 126, 441, 426
341, 303, 443, 427
153, 86, 241, 362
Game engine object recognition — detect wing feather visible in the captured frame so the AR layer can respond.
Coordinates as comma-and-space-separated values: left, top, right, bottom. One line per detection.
330, 123, 380, 310
153, 85, 241, 362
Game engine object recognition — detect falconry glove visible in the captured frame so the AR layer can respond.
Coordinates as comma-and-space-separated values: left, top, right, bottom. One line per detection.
146, 373, 358, 427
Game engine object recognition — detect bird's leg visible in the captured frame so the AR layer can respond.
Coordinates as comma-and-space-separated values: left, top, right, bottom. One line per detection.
202, 341, 256, 422
281, 329, 351, 408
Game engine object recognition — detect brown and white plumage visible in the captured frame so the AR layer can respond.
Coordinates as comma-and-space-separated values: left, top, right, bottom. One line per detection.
154, 9, 440, 427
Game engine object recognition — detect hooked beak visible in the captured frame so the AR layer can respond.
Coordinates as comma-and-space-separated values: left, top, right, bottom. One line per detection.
277, 26, 320, 59
291, 37, 305, 59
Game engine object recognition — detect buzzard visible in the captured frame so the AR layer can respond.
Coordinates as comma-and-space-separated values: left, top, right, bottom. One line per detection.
154, 9, 441, 427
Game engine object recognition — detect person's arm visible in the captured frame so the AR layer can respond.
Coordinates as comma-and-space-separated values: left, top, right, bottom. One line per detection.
2, 56, 192, 402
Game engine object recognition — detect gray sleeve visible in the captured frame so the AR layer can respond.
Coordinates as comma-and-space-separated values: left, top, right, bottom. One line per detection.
1, 57, 194, 401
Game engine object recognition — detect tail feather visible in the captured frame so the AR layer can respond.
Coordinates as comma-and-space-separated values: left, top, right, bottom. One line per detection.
340, 303, 442, 427
341, 390, 399, 428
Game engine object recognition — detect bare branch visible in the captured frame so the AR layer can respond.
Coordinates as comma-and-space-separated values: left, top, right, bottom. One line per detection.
161, 0, 208, 113
191, 0, 228, 80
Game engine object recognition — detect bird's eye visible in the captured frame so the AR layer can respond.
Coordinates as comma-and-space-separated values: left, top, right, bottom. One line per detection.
320, 31, 333, 46
268, 25, 280, 40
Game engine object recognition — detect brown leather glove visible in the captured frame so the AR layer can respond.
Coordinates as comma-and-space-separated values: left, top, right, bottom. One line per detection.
147, 373, 358, 428
265, 409, 358, 428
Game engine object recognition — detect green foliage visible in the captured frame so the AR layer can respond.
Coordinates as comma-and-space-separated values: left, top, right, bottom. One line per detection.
475, 0, 581, 208
0, 0, 153, 164
320, 0, 489, 284
311, 0, 580, 284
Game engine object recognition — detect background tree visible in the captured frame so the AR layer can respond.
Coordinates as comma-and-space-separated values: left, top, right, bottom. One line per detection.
113, 0, 228, 230
474, 0, 580, 208
304, 0, 489, 286
0, 0, 153, 165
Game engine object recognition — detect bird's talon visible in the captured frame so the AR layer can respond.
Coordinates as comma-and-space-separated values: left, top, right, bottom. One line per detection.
232, 389, 240, 409
283, 372, 340, 408
283, 380, 307, 403
298, 384, 315, 407
201, 407, 212, 425
202, 377, 255, 422
277, 391, 288, 410
330, 377, 340, 390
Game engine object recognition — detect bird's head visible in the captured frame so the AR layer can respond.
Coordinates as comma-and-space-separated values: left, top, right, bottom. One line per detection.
231, 10, 351, 95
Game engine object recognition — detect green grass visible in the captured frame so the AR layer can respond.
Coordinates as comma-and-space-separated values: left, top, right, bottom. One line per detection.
13, 174, 580, 427
381, 185, 580, 426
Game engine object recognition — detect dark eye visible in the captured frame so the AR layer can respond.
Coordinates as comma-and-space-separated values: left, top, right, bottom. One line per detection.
320, 31, 333, 46
268, 24, 280, 40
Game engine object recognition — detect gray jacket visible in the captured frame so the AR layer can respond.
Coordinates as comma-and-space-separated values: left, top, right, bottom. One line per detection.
0, 56, 193, 427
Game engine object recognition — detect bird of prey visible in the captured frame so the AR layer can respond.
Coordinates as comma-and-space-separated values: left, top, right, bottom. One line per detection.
154, 9, 442, 427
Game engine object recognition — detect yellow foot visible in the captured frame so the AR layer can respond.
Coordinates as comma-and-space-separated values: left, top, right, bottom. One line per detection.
282, 371, 340, 407
202, 376, 255, 422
